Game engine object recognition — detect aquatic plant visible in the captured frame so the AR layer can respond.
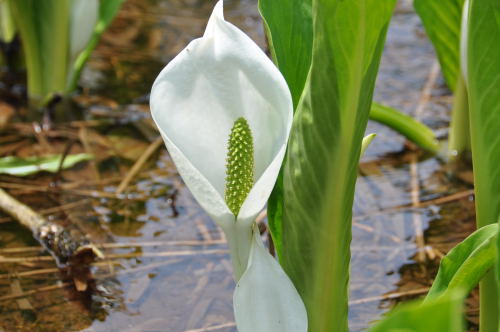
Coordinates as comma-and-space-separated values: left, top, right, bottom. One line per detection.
150, 0, 500, 330
150, 2, 306, 331
7, 0, 124, 108
260, 0, 396, 330
414, 0, 469, 158
376, 0, 500, 330
464, 0, 500, 329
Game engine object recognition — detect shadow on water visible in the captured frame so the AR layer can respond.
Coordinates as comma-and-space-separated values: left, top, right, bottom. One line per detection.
0, 0, 478, 331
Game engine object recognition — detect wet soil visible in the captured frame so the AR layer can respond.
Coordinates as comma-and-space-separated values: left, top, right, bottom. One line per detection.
0, 0, 478, 331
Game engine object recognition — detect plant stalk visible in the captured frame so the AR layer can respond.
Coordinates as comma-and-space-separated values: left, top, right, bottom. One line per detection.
220, 219, 253, 281
448, 75, 470, 158
369, 102, 439, 153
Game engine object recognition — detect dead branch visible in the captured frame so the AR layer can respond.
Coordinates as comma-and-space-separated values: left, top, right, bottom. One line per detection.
0, 188, 103, 290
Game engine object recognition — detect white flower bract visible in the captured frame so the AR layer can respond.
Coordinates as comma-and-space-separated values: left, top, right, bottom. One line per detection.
150, 0, 293, 278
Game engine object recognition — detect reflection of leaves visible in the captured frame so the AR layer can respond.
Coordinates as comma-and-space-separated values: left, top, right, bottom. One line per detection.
0, 153, 93, 176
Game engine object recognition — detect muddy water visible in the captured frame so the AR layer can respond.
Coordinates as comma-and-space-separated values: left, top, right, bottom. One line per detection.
0, 0, 477, 331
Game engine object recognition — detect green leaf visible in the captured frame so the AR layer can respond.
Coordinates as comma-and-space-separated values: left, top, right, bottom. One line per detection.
414, 0, 472, 156
280, 1, 396, 331
466, 0, 500, 330
258, 0, 312, 108
260, 0, 441, 259
233, 225, 307, 332
68, 0, 125, 91
426, 224, 498, 300
259, 0, 313, 261
0, 0, 16, 43
370, 102, 440, 153
0, 153, 93, 176
8, 0, 70, 103
497, 218, 500, 329
369, 289, 466, 332
414, 0, 464, 91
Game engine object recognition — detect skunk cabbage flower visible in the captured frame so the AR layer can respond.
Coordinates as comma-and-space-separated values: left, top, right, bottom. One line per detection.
150, 0, 291, 279
150, 1, 307, 331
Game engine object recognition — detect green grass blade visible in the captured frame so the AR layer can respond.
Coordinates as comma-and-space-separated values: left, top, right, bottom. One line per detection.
369, 290, 465, 332
414, 0, 464, 92
68, 0, 125, 91
280, 1, 396, 331
467, 0, 500, 330
0, 154, 93, 176
370, 102, 439, 153
426, 224, 498, 300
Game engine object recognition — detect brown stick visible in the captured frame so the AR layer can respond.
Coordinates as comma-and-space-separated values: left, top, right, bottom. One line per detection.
0, 188, 102, 290
116, 136, 163, 194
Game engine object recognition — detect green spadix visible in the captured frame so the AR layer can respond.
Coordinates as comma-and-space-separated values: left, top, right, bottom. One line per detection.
225, 117, 254, 216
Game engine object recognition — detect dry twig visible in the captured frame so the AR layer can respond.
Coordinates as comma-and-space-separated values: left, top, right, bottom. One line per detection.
116, 136, 163, 194
0, 188, 102, 290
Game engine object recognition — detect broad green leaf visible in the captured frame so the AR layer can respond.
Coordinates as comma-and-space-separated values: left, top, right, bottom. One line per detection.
369, 289, 465, 332
258, 0, 311, 253
260, 0, 442, 257
370, 102, 439, 153
8, 0, 70, 103
414, 0, 464, 91
426, 224, 498, 300
68, 0, 125, 91
414, 0, 471, 156
0, 153, 93, 176
280, 1, 396, 331
233, 225, 307, 332
466, 0, 500, 330
258, 0, 312, 108
258, 0, 311, 256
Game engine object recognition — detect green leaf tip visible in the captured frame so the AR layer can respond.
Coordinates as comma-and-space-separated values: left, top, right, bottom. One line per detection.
225, 117, 254, 216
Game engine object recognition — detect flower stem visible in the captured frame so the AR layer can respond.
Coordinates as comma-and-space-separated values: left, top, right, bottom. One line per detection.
221, 219, 254, 281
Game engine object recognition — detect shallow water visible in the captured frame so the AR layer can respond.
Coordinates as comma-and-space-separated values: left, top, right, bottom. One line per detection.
0, 0, 477, 331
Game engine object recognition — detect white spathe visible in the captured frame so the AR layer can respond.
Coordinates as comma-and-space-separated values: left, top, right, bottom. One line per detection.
150, 1, 293, 279
69, 0, 98, 60
67, 0, 98, 85
234, 225, 308, 332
